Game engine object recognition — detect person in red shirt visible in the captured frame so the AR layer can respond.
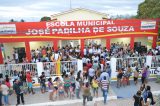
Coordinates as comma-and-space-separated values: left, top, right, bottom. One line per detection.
86, 61, 92, 72
42, 48, 47, 57
26, 70, 35, 94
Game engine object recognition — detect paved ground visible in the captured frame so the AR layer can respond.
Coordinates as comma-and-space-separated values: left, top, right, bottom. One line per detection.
6, 79, 160, 106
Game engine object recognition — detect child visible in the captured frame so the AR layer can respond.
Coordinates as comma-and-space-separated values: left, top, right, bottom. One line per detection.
53, 77, 59, 99
48, 78, 54, 101
70, 86, 74, 99
134, 68, 139, 85
58, 83, 64, 99
122, 75, 127, 87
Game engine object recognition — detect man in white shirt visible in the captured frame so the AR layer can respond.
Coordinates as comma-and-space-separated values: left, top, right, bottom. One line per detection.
82, 57, 87, 64
83, 47, 87, 56
88, 67, 95, 83
97, 48, 101, 55
35, 49, 40, 54
75, 78, 80, 99
100, 70, 110, 83
89, 47, 93, 54
15, 52, 19, 64
53, 51, 59, 61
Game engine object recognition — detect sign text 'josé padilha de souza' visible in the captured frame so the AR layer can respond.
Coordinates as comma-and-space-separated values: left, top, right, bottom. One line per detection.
0, 20, 157, 36
25, 20, 135, 35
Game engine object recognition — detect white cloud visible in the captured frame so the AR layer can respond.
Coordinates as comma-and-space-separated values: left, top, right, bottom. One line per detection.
0, 0, 145, 22
101, 9, 137, 16
26, 2, 61, 10
0, 6, 58, 22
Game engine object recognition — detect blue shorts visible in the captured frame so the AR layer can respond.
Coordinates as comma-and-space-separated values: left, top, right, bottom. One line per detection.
40, 83, 46, 89
59, 91, 64, 95
28, 82, 33, 88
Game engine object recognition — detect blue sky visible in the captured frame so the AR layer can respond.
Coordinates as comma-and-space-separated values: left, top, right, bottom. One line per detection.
0, 0, 144, 22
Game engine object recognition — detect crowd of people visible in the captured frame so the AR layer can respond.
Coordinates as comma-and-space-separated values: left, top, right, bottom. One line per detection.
0, 70, 36, 106
29, 42, 160, 64
0, 62, 111, 106
133, 85, 156, 106
44, 61, 111, 105
0, 62, 158, 106
0, 42, 159, 106
4, 42, 160, 65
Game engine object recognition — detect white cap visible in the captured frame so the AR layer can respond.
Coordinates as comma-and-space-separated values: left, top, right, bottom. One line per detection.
26, 70, 30, 72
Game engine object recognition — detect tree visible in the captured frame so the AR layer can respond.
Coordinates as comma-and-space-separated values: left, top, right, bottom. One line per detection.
20, 19, 25, 22
137, 0, 160, 36
40, 16, 51, 21
137, 0, 160, 19
10, 19, 15, 22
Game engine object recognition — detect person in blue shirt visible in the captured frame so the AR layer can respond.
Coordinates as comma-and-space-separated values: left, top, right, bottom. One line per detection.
13, 79, 25, 106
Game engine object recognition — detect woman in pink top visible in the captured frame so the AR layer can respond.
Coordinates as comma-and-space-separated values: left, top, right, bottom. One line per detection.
5, 76, 11, 89
48, 78, 54, 101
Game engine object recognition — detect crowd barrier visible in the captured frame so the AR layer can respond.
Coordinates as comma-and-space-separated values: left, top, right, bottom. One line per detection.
0, 60, 79, 77
116, 56, 146, 70
111, 55, 160, 79
0, 63, 37, 77
0, 56, 159, 80
42, 60, 78, 76
151, 55, 160, 68
116, 56, 160, 70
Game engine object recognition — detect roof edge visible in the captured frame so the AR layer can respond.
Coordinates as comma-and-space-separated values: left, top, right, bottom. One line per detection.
50, 8, 108, 18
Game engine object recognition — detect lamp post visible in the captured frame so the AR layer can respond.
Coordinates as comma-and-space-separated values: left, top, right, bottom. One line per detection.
70, 0, 72, 9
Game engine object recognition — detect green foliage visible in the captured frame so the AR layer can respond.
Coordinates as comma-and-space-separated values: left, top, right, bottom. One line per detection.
10, 19, 15, 22
137, 0, 160, 19
40, 16, 51, 22
20, 19, 25, 22
137, 0, 160, 36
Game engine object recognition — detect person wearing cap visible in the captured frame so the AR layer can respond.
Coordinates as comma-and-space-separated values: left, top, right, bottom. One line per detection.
88, 66, 95, 84
39, 72, 46, 93
26, 70, 35, 94
13, 79, 25, 106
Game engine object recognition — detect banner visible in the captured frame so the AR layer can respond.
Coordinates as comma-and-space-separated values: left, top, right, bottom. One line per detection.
0, 19, 158, 38
141, 20, 156, 30
0, 24, 16, 34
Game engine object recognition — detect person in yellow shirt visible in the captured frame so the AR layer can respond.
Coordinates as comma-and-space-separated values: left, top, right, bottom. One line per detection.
92, 76, 99, 98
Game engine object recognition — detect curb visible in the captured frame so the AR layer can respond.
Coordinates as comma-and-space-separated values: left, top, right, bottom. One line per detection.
20, 96, 117, 106
16, 91, 160, 106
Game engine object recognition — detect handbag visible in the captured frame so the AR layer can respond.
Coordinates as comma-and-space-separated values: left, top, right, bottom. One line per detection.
8, 89, 13, 95
88, 95, 93, 101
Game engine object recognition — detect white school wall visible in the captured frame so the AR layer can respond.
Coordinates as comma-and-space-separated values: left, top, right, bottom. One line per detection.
3, 42, 25, 60
110, 38, 130, 44
29, 41, 53, 50
51, 9, 107, 21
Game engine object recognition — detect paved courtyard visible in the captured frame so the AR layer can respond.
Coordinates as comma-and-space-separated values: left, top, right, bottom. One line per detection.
6, 79, 160, 106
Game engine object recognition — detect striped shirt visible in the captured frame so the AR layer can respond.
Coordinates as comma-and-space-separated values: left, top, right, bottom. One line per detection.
101, 80, 108, 90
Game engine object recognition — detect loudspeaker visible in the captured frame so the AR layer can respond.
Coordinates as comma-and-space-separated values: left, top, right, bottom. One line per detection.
134, 42, 141, 48
0, 73, 3, 78
141, 46, 147, 53
16, 47, 26, 63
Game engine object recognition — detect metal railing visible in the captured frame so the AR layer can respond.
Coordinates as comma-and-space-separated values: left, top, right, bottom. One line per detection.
116, 56, 146, 70
151, 55, 160, 68
0, 63, 38, 77
43, 60, 78, 77
0, 60, 78, 78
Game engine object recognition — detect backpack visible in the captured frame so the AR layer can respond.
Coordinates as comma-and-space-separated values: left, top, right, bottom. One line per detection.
142, 90, 148, 102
